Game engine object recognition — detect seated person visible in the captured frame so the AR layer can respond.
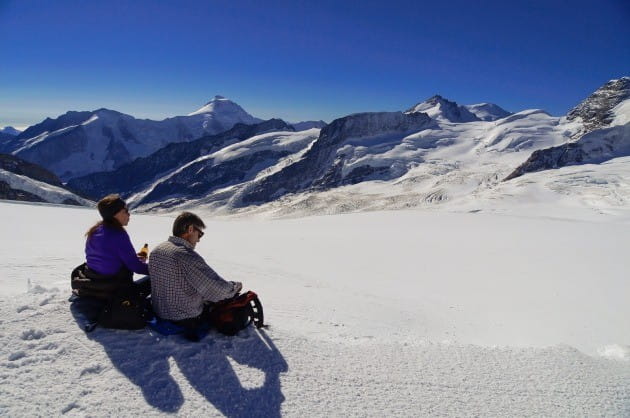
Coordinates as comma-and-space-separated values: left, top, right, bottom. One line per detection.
73, 194, 150, 299
148, 212, 242, 336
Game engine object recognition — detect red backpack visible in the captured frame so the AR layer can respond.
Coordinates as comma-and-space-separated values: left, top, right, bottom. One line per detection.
209, 291, 265, 335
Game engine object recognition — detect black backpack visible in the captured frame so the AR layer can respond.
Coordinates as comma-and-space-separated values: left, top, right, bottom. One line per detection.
96, 288, 153, 330
70, 263, 152, 331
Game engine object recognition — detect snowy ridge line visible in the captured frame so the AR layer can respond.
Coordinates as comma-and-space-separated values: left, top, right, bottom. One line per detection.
0, 198, 94, 209
0, 169, 93, 206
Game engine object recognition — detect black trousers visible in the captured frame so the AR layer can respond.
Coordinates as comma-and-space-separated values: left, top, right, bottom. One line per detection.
172, 304, 214, 341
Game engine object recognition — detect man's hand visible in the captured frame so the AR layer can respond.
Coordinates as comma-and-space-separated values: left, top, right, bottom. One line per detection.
231, 281, 243, 294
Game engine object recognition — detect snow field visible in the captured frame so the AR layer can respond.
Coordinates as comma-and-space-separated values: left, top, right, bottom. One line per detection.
0, 201, 628, 415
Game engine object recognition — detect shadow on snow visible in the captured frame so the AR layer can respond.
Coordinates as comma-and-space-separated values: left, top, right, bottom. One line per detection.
70, 304, 288, 417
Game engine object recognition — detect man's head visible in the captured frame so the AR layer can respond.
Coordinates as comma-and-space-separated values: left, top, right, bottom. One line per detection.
173, 212, 206, 248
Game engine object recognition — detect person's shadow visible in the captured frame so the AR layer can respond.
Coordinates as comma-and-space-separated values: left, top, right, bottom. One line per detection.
70, 301, 288, 416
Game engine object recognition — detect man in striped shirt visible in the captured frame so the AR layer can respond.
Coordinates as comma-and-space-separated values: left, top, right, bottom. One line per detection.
149, 212, 242, 337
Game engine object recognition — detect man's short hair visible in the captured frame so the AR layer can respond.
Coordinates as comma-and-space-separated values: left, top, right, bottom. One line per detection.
172, 212, 206, 237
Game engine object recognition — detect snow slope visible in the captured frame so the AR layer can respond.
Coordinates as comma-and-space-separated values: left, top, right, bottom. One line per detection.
0, 170, 93, 206
0, 201, 628, 415
129, 128, 320, 210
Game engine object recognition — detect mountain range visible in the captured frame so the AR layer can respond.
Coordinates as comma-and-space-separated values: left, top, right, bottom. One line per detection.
1, 77, 628, 214
0, 96, 261, 180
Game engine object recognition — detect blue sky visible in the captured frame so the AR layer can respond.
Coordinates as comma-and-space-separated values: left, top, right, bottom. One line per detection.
1, 0, 629, 129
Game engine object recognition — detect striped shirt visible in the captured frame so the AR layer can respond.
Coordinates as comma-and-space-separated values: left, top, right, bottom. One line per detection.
148, 236, 238, 321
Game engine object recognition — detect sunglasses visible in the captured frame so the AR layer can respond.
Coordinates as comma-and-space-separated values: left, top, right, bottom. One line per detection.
193, 226, 205, 238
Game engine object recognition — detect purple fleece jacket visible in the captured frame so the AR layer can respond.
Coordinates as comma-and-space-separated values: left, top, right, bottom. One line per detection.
85, 225, 149, 276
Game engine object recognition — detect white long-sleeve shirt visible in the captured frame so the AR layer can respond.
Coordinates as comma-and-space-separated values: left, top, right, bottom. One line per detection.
148, 236, 239, 321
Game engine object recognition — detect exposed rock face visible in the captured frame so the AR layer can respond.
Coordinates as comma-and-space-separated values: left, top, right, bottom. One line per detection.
0, 153, 63, 187
67, 119, 294, 200
406, 95, 480, 123
566, 77, 630, 137
237, 111, 433, 206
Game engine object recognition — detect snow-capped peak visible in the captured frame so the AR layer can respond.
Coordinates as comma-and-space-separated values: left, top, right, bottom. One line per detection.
464, 103, 512, 121
405, 95, 480, 123
188, 96, 246, 116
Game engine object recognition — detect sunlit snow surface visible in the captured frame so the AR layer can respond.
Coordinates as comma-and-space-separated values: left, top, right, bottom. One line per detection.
0, 200, 628, 416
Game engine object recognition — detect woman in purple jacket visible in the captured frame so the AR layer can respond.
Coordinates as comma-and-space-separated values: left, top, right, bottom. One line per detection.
79, 194, 150, 298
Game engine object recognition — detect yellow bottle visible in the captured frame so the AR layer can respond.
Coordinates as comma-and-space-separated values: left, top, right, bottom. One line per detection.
138, 243, 149, 258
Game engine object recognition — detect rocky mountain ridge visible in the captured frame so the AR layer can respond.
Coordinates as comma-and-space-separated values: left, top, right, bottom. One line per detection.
5, 77, 629, 216
566, 77, 630, 138
505, 77, 630, 180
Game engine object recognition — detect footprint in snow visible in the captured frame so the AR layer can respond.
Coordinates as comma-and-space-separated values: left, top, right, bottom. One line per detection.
39, 295, 56, 306
38, 342, 58, 351
61, 402, 79, 414
80, 364, 104, 377
8, 351, 27, 361
20, 329, 46, 340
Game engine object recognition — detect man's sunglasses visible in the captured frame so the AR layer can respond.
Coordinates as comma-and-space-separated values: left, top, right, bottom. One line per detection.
193, 226, 205, 238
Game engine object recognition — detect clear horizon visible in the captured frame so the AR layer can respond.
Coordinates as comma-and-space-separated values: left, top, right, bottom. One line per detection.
1, 0, 629, 130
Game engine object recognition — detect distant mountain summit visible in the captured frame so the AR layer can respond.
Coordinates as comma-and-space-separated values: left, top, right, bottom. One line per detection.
464, 103, 512, 121
0, 126, 21, 136
188, 95, 261, 121
406, 95, 481, 123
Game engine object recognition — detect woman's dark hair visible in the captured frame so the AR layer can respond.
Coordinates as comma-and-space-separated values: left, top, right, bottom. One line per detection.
172, 212, 205, 237
85, 194, 126, 239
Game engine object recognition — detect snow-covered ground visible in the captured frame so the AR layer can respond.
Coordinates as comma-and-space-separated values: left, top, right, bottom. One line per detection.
0, 200, 628, 416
